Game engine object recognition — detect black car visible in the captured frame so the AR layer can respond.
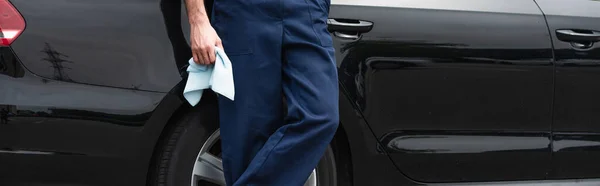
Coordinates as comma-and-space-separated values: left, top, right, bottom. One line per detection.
2, 0, 600, 185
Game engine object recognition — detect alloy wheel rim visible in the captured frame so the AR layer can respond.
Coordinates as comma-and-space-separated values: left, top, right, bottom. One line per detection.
191, 129, 318, 186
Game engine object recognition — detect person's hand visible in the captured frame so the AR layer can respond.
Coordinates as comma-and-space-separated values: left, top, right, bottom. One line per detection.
190, 22, 224, 65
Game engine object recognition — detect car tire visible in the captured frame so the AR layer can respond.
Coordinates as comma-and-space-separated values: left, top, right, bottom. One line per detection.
148, 93, 338, 186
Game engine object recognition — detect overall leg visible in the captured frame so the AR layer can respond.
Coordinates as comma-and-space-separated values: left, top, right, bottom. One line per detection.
234, 0, 339, 184
211, 0, 285, 185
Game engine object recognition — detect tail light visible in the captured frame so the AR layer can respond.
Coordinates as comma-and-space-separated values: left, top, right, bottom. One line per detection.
0, 0, 25, 47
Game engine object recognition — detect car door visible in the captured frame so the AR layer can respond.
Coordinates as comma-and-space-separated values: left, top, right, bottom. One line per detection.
330, 0, 554, 182
534, 0, 600, 179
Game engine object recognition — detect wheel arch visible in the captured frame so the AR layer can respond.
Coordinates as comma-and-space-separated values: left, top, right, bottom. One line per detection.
141, 81, 366, 185
140, 79, 192, 185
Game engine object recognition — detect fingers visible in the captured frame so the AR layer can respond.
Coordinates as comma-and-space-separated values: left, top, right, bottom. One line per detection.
208, 45, 216, 64
194, 49, 206, 65
192, 52, 200, 65
200, 48, 210, 65
193, 46, 216, 65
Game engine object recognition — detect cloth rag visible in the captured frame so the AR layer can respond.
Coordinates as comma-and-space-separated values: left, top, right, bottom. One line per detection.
183, 46, 235, 106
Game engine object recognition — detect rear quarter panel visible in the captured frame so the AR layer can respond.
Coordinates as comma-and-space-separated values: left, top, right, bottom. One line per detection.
1, 0, 192, 185
9, 0, 186, 92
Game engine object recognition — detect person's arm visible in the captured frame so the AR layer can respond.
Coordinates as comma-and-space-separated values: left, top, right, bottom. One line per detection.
184, 0, 222, 65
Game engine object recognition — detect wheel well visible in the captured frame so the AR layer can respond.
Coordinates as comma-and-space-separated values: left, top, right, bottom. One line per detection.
145, 103, 192, 185
146, 90, 220, 185
146, 91, 354, 185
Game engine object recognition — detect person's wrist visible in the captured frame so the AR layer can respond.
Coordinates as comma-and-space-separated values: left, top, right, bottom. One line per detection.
189, 16, 210, 26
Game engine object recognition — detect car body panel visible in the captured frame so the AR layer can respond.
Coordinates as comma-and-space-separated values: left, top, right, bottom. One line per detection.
1, 0, 190, 185
337, 87, 416, 185
534, 0, 600, 179
4, 0, 600, 185
0, 46, 186, 185
9, 0, 184, 92
330, 0, 554, 182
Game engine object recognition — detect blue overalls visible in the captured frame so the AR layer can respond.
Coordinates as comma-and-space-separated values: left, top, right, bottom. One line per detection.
210, 0, 338, 185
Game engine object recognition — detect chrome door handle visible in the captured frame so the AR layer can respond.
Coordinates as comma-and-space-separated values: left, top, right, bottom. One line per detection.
556, 29, 600, 42
327, 19, 373, 33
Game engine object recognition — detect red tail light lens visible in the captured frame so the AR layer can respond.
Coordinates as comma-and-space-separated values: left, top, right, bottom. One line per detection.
0, 0, 25, 47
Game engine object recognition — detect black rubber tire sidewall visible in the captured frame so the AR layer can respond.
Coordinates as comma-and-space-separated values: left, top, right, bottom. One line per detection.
316, 145, 337, 186
150, 94, 338, 186
149, 94, 220, 186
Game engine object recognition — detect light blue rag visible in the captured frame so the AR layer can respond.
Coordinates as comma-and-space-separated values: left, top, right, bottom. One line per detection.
183, 46, 235, 106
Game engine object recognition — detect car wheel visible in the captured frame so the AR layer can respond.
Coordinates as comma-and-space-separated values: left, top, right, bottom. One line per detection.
149, 104, 338, 186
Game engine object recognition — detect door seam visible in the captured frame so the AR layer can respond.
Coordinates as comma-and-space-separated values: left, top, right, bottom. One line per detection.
533, 0, 557, 179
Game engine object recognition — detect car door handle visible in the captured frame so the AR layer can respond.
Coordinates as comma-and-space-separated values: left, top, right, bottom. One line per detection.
556, 29, 600, 42
327, 19, 373, 32
327, 19, 373, 39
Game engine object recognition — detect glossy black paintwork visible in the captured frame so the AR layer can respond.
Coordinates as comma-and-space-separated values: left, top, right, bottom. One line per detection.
535, 0, 600, 179
336, 90, 415, 186
330, 1, 554, 182
2, 0, 410, 185
537, 0, 600, 133
0, 47, 184, 185
1, 0, 189, 185
9, 0, 183, 92
3, 0, 600, 185
551, 134, 600, 179
380, 131, 551, 182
